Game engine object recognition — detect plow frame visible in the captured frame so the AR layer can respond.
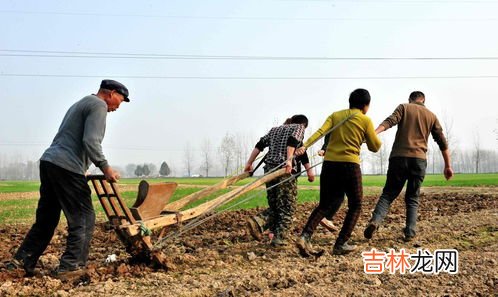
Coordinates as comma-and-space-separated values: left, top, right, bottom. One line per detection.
87, 169, 286, 268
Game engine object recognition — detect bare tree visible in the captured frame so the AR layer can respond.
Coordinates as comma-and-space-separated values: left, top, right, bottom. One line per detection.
219, 133, 236, 177
473, 132, 481, 174
234, 133, 252, 173
494, 118, 498, 140
146, 163, 157, 176
441, 111, 459, 164
236, 141, 244, 173
302, 125, 320, 176
125, 163, 137, 178
359, 147, 368, 173
2, 153, 25, 179
375, 135, 389, 174
482, 149, 498, 172
25, 160, 37, 180
183, 142, 195, 177
199, 138, 213, 177
429, 142, 436, 174
167, 163, 177, 177
306, 144, 319, 176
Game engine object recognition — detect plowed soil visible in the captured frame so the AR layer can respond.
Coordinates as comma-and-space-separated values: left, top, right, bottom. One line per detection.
0, 188, 496, 297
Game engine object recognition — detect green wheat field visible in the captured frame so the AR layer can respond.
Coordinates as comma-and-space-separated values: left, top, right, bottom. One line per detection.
0, 173, 496, 224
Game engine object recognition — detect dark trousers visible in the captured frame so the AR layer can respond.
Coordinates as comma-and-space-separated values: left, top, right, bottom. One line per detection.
370, 157, 427, 237
15, 161, 95, 271
302, 161, 362, 245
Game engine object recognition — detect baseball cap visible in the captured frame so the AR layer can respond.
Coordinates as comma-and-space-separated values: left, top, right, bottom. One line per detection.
100, 79, 130, 102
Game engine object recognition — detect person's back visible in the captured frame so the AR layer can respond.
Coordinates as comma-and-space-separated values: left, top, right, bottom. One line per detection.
258, 123, 306, 168
322, 109, 381, 163
41, 95, 108, 174
385, 101, 445, 159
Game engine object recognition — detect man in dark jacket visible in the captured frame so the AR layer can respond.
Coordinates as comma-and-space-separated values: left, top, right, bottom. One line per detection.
8, 80, 129, 279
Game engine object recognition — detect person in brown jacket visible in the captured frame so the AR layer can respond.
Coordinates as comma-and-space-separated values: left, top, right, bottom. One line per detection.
364, 91, 453, 242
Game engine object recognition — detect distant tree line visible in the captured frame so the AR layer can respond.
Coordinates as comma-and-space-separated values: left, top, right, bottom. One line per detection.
1, 128, 497, 180
0, 159, 40, 180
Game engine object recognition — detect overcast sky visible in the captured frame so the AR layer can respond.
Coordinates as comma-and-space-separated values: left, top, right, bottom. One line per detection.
1, 0, 497, 174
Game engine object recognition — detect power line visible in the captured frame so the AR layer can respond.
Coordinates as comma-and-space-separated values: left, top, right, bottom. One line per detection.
0, 142, 187, 152
0, 9, 497, 21
1, 50, 498, 61
0, 142, 47, 146
2, 73, 498, 80
279, 0, 498, 2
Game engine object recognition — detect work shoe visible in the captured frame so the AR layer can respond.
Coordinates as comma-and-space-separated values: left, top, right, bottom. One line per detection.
270, 234, 288, 248
296, 234, 312, 257
364, 222, 379, 240
5, 257, 35, 277
332, 241, 357, 255
319, 218, 338, 232
296, 234, 313, 257
295, 234, 325, 258
246, 216, 264, 241
403, 235, 415, 242
50, 267, 90, 283
403, 227, 416, 242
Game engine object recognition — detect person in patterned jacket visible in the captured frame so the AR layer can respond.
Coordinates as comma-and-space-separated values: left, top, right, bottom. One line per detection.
244, 114, 309, 247
246, 117, 316, 243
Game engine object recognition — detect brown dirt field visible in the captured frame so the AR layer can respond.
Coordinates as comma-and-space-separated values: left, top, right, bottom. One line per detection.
0, 189, 496, 296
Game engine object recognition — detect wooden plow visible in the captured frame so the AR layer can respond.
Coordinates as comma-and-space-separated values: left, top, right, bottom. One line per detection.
87, 168, 286, 268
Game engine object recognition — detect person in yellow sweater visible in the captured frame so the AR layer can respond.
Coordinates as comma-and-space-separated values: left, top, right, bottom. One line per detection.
296, 88, 382, 256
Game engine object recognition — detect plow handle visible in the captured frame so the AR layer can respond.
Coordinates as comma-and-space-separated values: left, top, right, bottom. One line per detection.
86, 174, 114, 182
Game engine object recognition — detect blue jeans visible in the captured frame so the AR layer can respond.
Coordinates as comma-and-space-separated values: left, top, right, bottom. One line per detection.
15, 161, 95, 271
370, 157, 427, 238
